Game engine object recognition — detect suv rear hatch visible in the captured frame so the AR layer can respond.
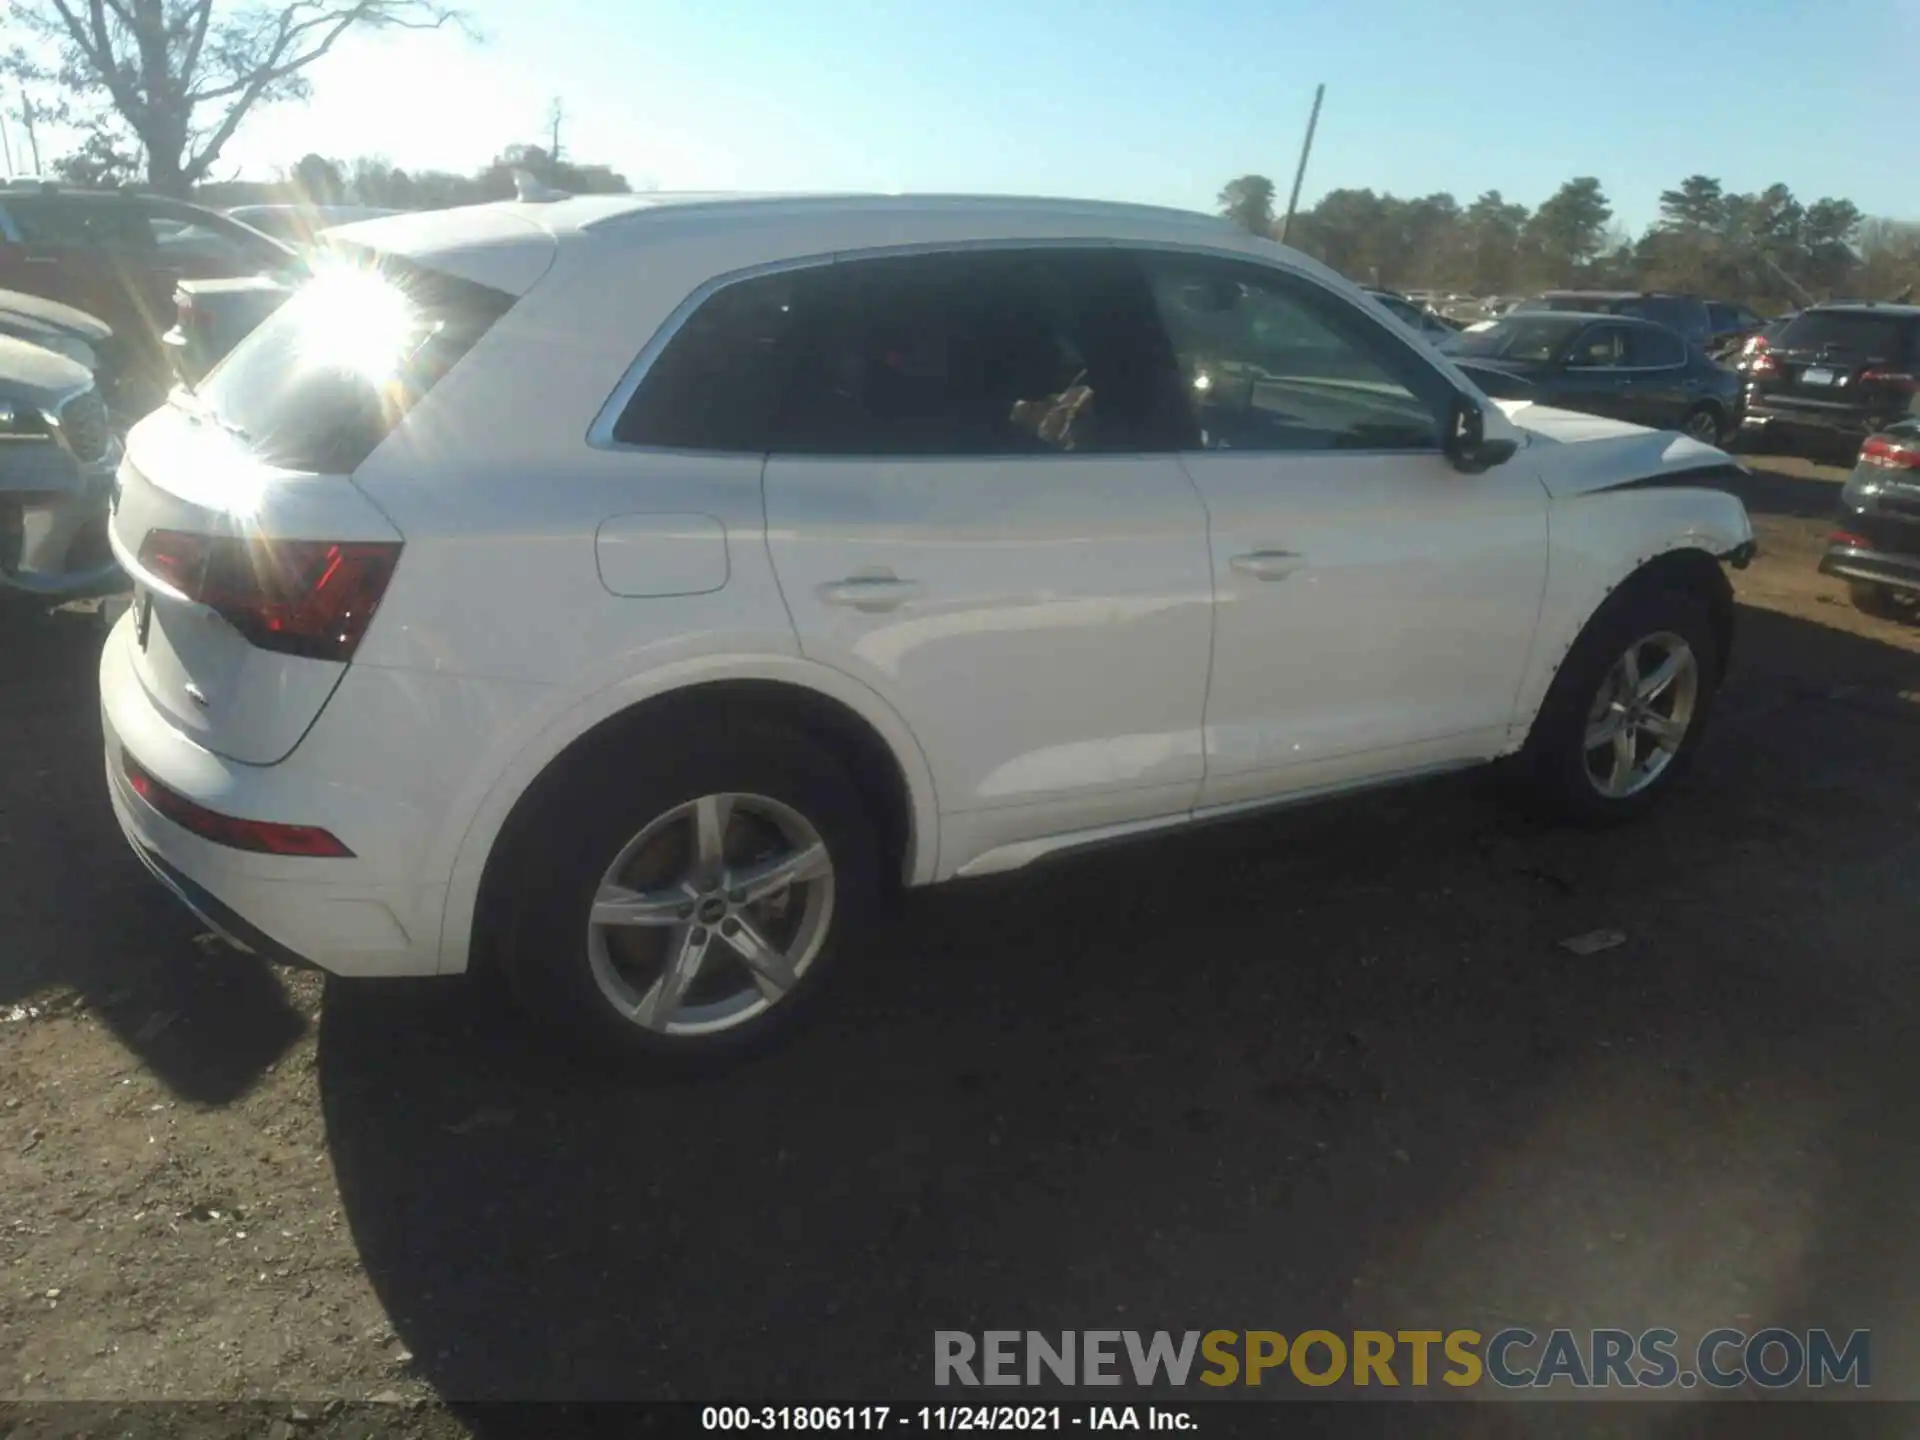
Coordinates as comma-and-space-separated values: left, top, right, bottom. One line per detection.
1753, 308, 1920, 424
110, 251, 523, 765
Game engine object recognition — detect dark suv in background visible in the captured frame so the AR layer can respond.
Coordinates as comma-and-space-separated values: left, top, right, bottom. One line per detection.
1739, 304, 1920, 457
0, 183, 295, 416
1514, 291, 1714, 350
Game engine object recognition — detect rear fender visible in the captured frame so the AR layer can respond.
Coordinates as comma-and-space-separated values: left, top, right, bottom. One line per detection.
432, 653, 941, 975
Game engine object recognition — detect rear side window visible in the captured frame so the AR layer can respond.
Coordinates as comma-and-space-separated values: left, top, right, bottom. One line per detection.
1567, 324, 1631, 367
1776, 311, 1913, 361
1626, 325, 1686, 367
194, 254, 516, 473
612, 268, 812, 450
768, 249, 1190, 456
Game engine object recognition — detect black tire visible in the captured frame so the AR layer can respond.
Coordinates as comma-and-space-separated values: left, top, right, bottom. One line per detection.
494, 715, 881, 1071
1849, 581, 1912, 622
1680, 404, 1724, 446
1512, 581, 1723, 827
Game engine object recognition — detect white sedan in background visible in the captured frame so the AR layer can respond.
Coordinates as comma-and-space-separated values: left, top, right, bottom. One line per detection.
101, 193, 1754, 1069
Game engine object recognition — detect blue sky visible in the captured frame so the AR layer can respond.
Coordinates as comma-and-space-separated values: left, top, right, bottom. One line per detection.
208, 0, 1916, 231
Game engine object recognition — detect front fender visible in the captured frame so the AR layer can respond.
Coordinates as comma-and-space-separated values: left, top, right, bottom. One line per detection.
1509, 476, 1754, 744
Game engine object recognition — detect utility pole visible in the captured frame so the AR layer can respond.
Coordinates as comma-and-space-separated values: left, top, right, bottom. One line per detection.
547, 98, 563, 163
0, 109, 14, 178
1277, 82, 1324, 246
19, 89, 43, 174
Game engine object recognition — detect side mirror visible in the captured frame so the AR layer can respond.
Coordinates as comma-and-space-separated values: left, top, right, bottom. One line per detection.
1445, 393, 1518, 474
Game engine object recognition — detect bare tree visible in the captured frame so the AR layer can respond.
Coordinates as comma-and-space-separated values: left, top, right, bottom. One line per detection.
4, 0, 467, 194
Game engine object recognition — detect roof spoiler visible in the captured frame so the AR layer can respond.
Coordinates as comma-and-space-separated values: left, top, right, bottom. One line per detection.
511, 169, 570, 203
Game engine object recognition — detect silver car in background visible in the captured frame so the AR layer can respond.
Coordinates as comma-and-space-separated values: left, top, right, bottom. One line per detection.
1, 334, 121, 598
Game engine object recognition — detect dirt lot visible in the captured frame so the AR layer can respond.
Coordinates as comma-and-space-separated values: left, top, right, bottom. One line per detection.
1, 454, 1917, 1430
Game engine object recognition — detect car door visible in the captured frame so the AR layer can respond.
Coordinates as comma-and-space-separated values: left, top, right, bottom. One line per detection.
760, 247, 1216, 854
1618, 323, 1695, 429
1134, 249, 1549, 811
1551, 321, 1638, 422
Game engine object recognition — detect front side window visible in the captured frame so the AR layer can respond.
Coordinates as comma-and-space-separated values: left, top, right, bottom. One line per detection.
1142, 254, 1449, 453
1567, 324, 1631, 368
1449, 315, 1582, 363
768, 249, 1187, 456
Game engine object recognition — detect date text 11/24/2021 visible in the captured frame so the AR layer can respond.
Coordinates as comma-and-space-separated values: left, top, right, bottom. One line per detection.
702, 1407, 1196, 1431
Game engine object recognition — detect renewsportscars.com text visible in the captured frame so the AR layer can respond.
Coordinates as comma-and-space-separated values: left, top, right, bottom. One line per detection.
934, 1328, 1871, 1390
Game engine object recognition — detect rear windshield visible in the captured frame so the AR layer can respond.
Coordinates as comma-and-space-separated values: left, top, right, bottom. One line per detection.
191, 252, 516, 473
1774, 310, 1913, 361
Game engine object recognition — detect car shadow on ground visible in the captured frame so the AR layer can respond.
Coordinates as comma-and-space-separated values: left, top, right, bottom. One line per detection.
0, 597, 307, 1105
316, 602, 1920, 1419
1726, 461, 1847, 523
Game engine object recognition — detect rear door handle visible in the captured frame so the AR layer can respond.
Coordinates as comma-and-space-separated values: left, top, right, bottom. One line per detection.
1229, 549, 1304, 581
818, 570, 923, 613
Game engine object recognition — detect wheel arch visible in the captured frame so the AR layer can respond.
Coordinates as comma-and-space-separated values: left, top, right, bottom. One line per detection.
438, 658, 940, 976
1515, 538, 1738, 746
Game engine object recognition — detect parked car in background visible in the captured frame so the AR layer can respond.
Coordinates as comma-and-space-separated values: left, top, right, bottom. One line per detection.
164, 273, 307, 388
0, 184, 297, 415
223, 204, 403, 250
0, 333, 120, 597
1820, 420, 1920, 621
1442, 311, 1741, 442
1738, 304, 1920, 457
1706, 300, 1768, 357
1514, 291, 1714, 350
100, 192, 1752, 1068
0, 286, 112, 374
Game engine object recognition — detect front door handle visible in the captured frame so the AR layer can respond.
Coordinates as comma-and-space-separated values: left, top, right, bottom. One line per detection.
1228, 549, 1304, 581
818, 570, 923, 613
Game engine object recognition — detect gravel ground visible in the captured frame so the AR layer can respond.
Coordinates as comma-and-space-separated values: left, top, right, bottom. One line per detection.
1, 454, 1916, 1434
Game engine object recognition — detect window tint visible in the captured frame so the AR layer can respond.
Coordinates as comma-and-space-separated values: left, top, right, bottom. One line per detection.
1567, 324, 1631, 367
196, 254, 516, 473
1143, 254, 1449, 453
6, 198, 151, 249
147, 211, 268, 268
769, 249, 1187, 456
613, 268, 812, 450
1626, 325, 1686, 367
1450, 314, 1583, 362
1776, 311, 1913, 361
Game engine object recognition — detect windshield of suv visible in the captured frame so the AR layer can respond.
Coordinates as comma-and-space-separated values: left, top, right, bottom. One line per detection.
1447, 315, 1582, 362
1775, 311, 1912, 360
191, 252, 516, 472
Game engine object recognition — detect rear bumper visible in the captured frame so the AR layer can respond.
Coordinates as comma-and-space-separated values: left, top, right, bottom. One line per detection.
101, 615, 452, 977
1740, 400, 1907, 448
1820, 543, 1920, 595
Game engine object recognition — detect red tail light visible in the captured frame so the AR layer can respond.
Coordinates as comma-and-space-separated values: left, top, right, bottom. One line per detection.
1830, 530, 1872, 548
1749, 352, 1781, 377
122, 751, 353, 857
1860, 369, 1918, 393
1860, 436, 1920, 470
135, 532, 400, 663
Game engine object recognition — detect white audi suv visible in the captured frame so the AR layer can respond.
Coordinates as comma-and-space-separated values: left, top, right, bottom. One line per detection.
100, 193, 1756, 1066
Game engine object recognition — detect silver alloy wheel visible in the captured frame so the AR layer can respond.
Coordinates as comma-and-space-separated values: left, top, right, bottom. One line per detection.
586, 792, 835, 1036
1682, 408, 1721, 443
1583, 631, 1700, 799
